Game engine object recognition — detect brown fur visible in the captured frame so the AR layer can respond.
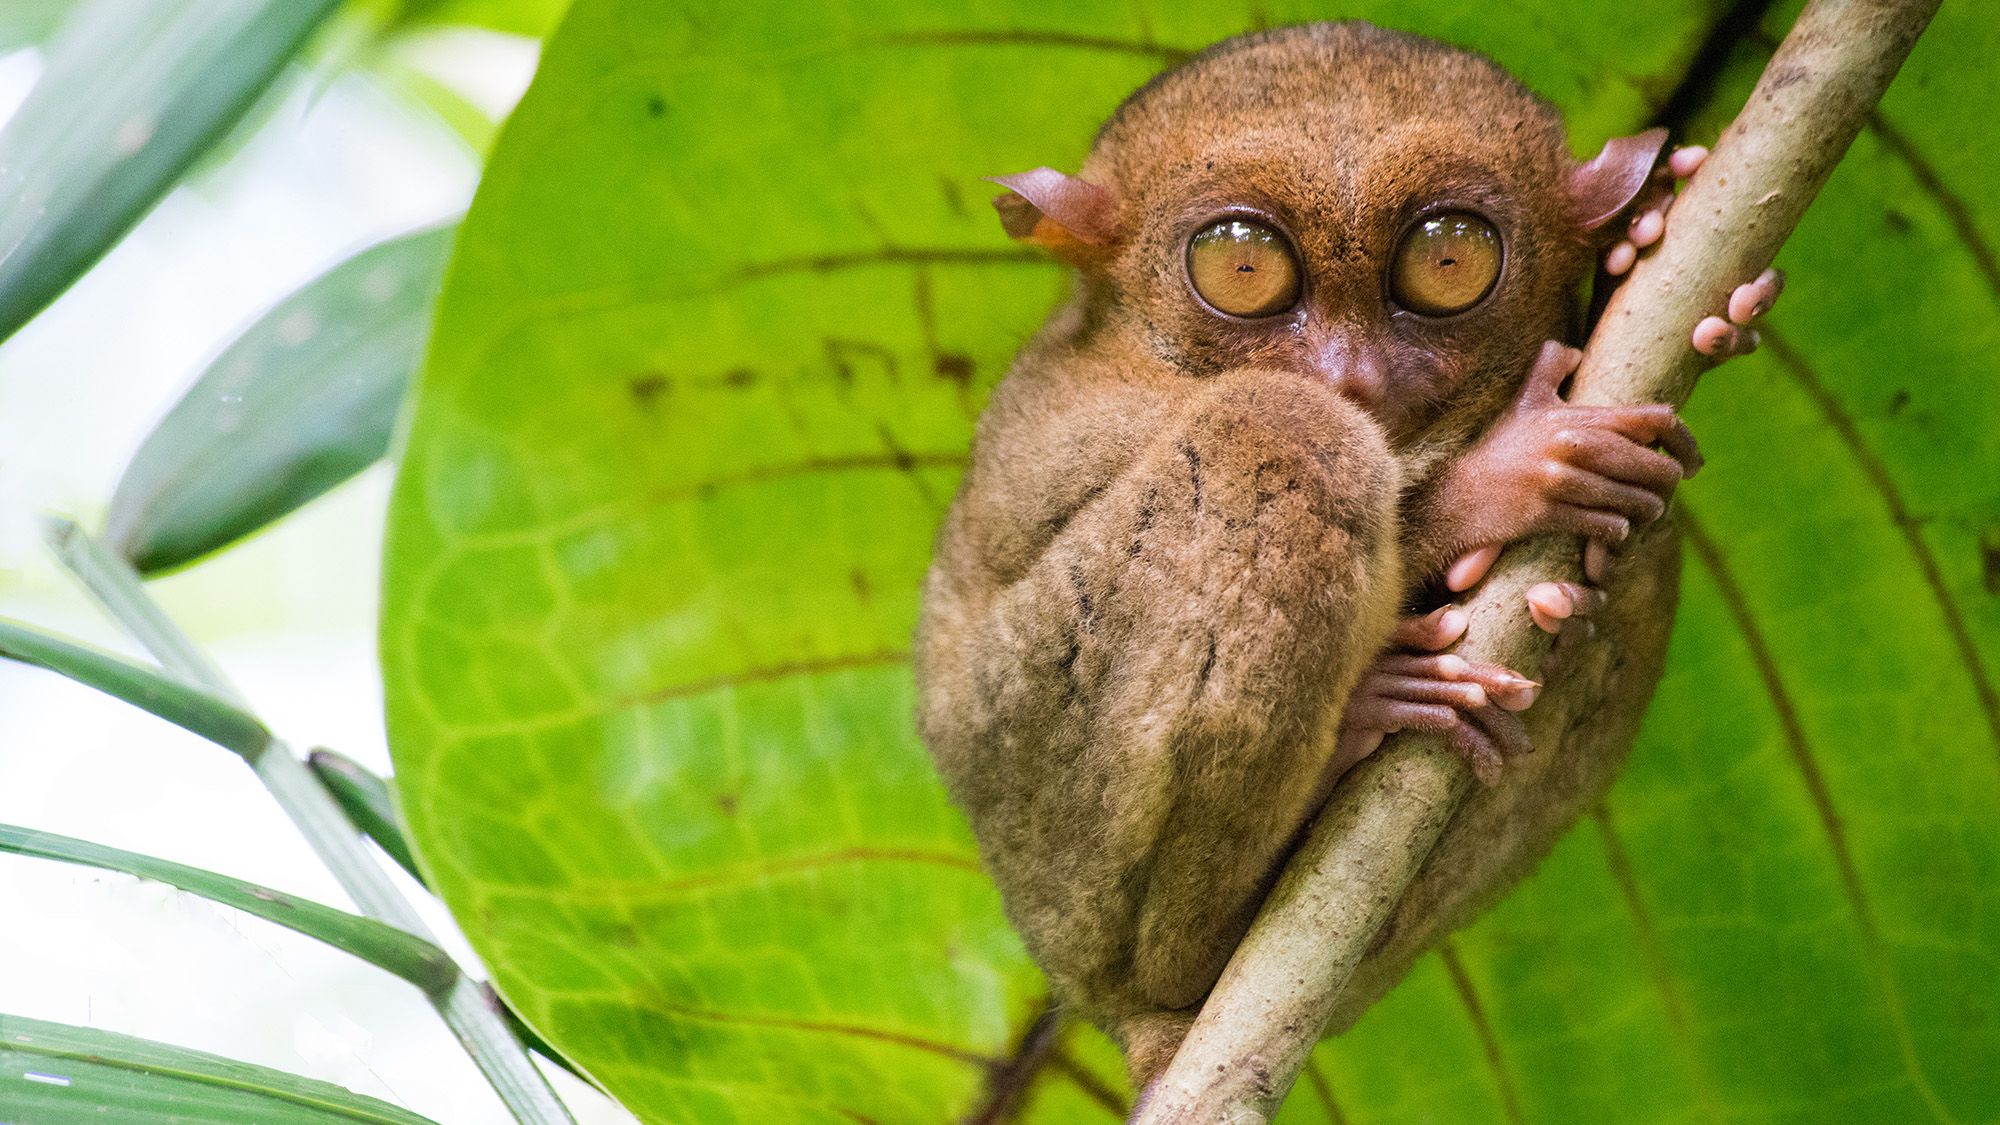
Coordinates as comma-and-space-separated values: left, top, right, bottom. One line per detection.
914, 22, 1677, 1087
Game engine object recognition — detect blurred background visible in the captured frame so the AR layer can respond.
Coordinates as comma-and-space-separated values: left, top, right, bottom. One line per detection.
0, 5, 629, 1120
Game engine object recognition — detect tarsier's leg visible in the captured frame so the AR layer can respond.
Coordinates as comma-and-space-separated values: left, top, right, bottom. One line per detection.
1333, 605, 1538, 785
922, 369, 1404, 1084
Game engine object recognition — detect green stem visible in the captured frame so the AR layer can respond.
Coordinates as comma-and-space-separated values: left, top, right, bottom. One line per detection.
45, 516, 577, 1125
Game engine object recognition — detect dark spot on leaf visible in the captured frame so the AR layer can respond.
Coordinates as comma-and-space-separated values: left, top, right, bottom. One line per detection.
1887, 388, 1911, 415
850, 568, 873, 602
877, 423, 916, 472
629, 373, 670, 408
646, 94, 666, 117
1982, 528, 2000, 595
1884, 208, 1912, 234
824, 337, 901, 388
938, 176, 966, 216
723, 366, 757, 388
595, 919, 641, 948
715, 793, 738, 817
933, 352, 974, 385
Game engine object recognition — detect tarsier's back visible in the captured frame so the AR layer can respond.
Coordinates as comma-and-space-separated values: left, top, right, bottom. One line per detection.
916, 20, 1710, 1088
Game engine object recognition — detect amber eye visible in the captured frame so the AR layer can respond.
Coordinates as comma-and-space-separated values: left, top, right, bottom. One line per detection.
1187, 219, 1301, 318
1390, 213, 1501, 315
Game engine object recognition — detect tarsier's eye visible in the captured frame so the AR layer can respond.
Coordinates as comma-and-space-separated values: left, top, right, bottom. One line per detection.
1390, 212, 1502, 316
1187, 219, 1302, 318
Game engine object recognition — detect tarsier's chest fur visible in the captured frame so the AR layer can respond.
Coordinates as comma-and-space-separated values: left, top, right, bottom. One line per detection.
914, 21, 1680, 1086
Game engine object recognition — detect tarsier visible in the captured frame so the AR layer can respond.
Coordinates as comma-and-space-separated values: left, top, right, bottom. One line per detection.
915, 22, 1783, 1088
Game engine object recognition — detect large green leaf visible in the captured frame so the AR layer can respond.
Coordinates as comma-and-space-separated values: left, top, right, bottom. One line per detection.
104, 225, 458, 575
0, 0, 340, 344
0, 824, 457, 996
0, 1013, 438, 1123
386, 1, 2000, 1122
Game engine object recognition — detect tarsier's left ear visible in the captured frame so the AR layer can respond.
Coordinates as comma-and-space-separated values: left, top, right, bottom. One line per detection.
1566, 127, 1669, 230
988, 167, 1121, 263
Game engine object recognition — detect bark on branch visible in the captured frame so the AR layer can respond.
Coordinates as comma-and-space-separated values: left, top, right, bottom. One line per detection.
1133, 2, 1941, 1120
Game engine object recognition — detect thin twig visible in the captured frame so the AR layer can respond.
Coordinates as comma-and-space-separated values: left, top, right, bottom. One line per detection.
1133, 2, 1941, 1120
45, 516, 577, 1125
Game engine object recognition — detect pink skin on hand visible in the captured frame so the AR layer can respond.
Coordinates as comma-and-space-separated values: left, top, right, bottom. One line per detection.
1334, 605, 1540, 785
1448, 143, 1785, 631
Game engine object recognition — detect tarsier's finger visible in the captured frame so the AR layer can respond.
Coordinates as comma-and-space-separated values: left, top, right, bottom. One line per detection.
1445, 545, 1502, 592
1693, 315, 1760, 358
1367, 700, 1506, 785
1562, 428, 1686, 497
1521, 340, 1582, 401
1467, 702, 1534, 758
1548, 466, 1667, 525
1595, 403, 1702, 473
1627, 207, 1666, 250
1585, 539, 1613, 584
1668, 145, 1709, 179
1526, 580, 1606, 634
1726, 267, 1785, 324
1604, 240, 1638, 277
1455, 663, 1541, 712
1373, 674, 1489, 711
1389, 603, 1469, 650
1542, 502, 1631, 545
1373, 654, 1541, 712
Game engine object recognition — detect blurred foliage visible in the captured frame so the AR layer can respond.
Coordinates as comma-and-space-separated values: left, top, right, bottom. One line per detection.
105, 224, 457, 575
0, 1013, 440, 1124
376, 1, 1999, 1123
0, 0, 342, 344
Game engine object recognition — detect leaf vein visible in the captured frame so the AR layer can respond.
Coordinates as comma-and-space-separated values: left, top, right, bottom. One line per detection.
1682, 506, 1963, 1125
1761, 329, 2000, 767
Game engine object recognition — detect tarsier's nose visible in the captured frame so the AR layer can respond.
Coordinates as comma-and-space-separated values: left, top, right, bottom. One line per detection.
1307, 328, 1388, 409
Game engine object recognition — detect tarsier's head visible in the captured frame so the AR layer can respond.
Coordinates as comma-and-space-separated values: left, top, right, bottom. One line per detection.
992, 22, 1664, 444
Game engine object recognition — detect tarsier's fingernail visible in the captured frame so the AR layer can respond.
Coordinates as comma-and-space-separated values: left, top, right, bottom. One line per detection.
1436, 654, 1471, 679
1605, 242, 1636, 276
1496, 680, 1541, 712
1445, 550, 1494, 592
1465, 684, 1490, 708
1529, 605, 1562, 634
1436, 607, 1469, 640
1527, 585, 1575, 619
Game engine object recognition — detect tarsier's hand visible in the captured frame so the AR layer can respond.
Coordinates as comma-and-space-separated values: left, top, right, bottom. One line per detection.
1440, 341, 1699, 587
1334, 606, 1539, 785
1447, 144, 1789, 628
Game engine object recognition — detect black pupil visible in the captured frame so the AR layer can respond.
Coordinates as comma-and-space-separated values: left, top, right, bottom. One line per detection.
1236, 263, 1254, 272
1439, 257, 1456, 266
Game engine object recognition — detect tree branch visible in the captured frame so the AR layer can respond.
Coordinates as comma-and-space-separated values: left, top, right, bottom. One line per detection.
1132, 2, 1941, 1120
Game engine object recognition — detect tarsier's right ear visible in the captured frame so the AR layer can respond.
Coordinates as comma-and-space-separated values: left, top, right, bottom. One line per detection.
1566, 127, 1669, 231
987, 167, 1121, 264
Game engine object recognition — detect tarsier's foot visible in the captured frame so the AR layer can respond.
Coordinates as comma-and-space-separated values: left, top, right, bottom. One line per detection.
1334, 606, 1538, 785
